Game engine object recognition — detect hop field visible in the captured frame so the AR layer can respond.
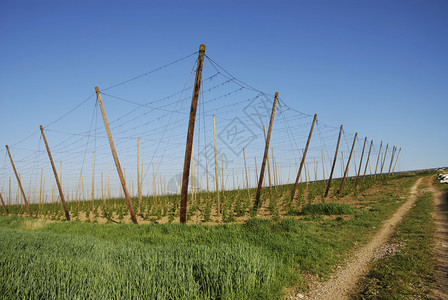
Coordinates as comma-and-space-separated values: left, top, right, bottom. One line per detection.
0, 172, 430, 299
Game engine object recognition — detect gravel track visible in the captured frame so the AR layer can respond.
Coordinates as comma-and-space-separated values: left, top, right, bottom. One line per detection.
294, 178, 423, 300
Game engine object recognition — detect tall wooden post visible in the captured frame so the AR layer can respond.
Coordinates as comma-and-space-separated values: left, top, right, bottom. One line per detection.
101, 172, 105, 205
152, 164, 157, 204
338, 132, 357, 196
91, 152, 95, 217
388, 146, 396, 176
137, 138, 141, 212
321, 150, 326, 185
39, 168, 43, 208
213, 115, 220, 214
243, 148, 250, 201
140, 157, 144, 209
254, 93, 278, 209
290, 114, 317, 203
39, 126, 70, 220
221, 156, 224, 195
392, 148, 401, 174
374, 141, 383, 178
380, 143, 388, 176
0, 193, 8, 215
5, 145, 32, 217
9, 177, 11, 206
363, 140, 373, 180
303, 152, 308, 185
95, 87, 138, 224
355, 137, 367, 186
206, 165, 209, 194
180, 44, 206, 223
263, 127, 273, 200
324, 125, 343, 198
42, 178, 45, 206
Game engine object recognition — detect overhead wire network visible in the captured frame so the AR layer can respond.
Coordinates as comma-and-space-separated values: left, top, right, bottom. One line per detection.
0, 48, 399, 206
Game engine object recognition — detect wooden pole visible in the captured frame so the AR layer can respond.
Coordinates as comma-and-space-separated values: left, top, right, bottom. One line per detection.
39, 126, 70, 220
355, 137, 367, 186
5, 145, 31, 217
303, 151, 308, 185
39, 168, 43, 208
363, 140, 373, 180
380, 143, 388, 176
321, 150, 326, 185
0, 193, 8, 215
82, 173, 86, 201
140, 156, 144, 208
180, 44, 205, 223
290, 114, 317, 203
221, 156, 224, 195
325, 131, 341, 197
59, 162, 62, 205
95, 87, 138, 224
213, 115, 220, 214
9, 177, 11, 206
374, 141, 383, 178
137, 138, 142, 212
101, 172, 105, 205
243, 148, 250, 201
192, 146, 196, 202
91, 151, 95, 217
263, 127, 273, 200
388, 146, 396, 176
392, 148, 401, 174
78, 169, 83, 203
206, 165, 209, 194
42, 178, 45, 206
254, 93, 279, 208
152, 164, 157, 205
338, 133, 358, 196
236, 164, 240, 192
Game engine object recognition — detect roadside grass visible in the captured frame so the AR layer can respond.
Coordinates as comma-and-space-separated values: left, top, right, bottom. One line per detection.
352, 179, 436, 299
301, 203, 358, 215
0, 172, 432, 299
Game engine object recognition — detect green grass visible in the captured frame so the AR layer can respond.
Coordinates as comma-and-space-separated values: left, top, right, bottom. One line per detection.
353, 186, 436, 299
0, 172, 433, 299
0, 226, 279, 299
301, 203, 358, 215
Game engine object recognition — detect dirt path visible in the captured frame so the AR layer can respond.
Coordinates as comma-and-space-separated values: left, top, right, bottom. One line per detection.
429, 182, 448, 299
296, 178, 423, 300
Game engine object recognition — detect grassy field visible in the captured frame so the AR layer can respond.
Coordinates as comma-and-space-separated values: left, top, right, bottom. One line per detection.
0, 172, 432, 299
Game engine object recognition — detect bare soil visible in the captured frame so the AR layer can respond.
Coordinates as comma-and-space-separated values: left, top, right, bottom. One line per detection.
293, 178, 423, 300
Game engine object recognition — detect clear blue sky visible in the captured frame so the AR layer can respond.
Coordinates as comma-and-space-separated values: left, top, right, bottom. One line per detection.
1, 0, 447, 178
